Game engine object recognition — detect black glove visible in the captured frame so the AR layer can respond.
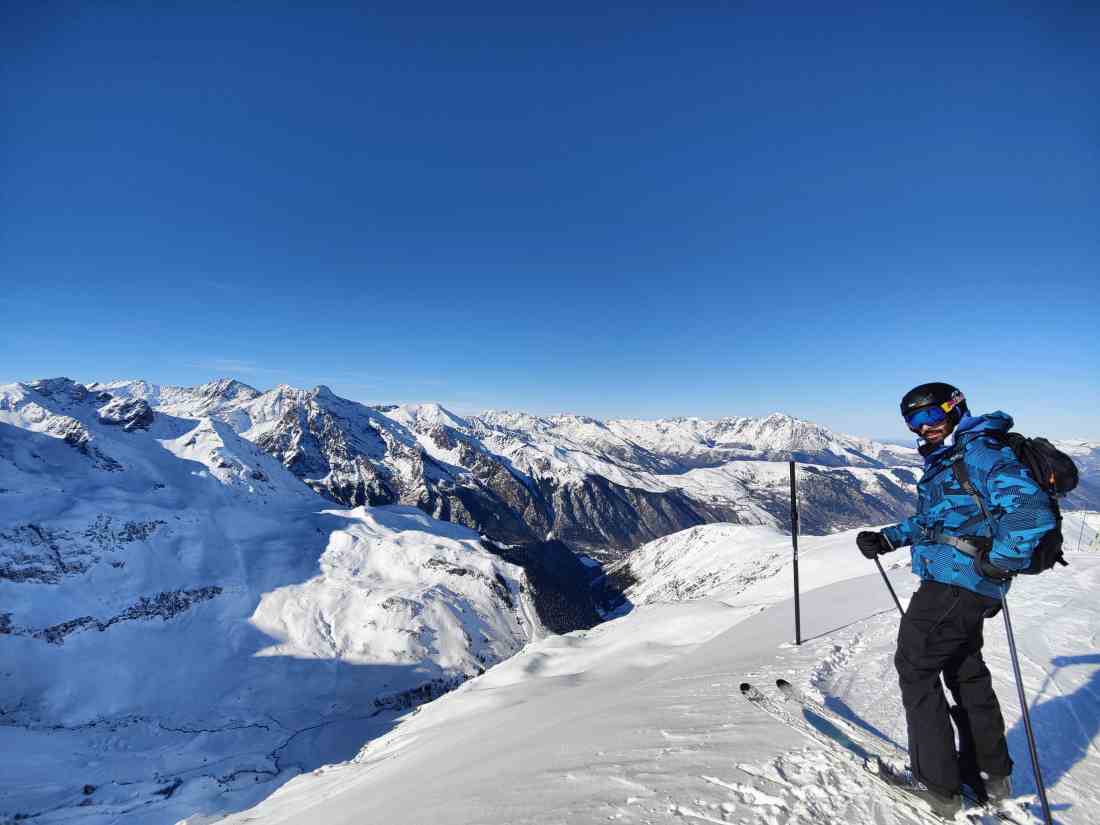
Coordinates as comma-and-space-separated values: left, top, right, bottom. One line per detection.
857, 531, 892, 559
974, 546, 1014, 582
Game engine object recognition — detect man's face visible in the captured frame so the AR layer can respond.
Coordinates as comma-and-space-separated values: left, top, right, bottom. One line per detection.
915, 417, 953, 445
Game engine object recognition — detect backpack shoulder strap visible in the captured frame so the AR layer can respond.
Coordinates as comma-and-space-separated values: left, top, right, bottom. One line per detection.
951, 446, 995, 526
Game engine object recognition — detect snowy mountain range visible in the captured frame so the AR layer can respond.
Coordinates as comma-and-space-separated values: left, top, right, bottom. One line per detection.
2, 375, 1097, 825
84, 376, 1100, 556
76, 377, 941, 558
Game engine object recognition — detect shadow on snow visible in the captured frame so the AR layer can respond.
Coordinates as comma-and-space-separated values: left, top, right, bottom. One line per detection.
1006, 653, 1100, 805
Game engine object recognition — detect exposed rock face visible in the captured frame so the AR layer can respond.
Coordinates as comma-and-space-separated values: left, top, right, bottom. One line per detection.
0, 518, 167, 583
25, 377, 90, 403
97, 397, 155, 431
4, 587, 224, 644
1, 523, 89, 583
250, 389, 399, 505
535, 475, 717, 552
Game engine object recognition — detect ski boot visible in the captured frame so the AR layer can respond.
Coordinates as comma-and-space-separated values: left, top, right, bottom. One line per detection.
910, 785, 963, 819
982, 773, 1012, 803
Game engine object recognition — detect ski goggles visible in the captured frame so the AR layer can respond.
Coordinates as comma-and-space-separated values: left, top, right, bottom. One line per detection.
904, 396, 962, 431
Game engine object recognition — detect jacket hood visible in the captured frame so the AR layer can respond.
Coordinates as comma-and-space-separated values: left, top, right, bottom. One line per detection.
920, 411, 1014, 464
956, 411, 1014, 438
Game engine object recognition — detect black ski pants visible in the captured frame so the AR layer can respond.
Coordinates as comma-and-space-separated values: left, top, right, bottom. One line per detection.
894, 580, 1013, 797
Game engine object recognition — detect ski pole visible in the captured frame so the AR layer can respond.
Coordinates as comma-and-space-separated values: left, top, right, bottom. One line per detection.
874, 556, 904, 616
876, 532, 904, 616
1000, 584, 1053, 825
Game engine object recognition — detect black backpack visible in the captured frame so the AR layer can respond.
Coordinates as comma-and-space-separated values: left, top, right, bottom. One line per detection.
954, 432, 1078, 574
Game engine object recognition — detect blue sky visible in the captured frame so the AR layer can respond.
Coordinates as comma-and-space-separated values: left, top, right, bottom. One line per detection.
3, 2, 1097, 439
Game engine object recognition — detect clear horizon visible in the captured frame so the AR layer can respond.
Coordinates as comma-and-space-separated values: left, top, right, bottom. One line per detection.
4, 4, 1097, 440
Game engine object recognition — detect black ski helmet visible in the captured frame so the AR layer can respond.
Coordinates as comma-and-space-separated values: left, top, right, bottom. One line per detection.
900, 382, 969, 428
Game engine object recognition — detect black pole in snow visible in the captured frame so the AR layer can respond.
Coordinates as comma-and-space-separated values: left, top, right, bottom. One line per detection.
1000, 586, 1054, 825
789, 461, 801, 646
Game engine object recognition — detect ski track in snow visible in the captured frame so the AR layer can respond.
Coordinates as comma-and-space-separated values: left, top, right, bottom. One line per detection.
674, 567, 1100, 825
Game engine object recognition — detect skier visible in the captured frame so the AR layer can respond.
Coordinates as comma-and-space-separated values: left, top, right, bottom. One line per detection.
856, 382, 1056, 818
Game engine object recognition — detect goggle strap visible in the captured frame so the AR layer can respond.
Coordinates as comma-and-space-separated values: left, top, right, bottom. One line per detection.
905, 390, 965, 426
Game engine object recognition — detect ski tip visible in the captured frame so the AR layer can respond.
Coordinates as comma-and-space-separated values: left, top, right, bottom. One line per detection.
776, 678, 791, 689
739, 682, 767, 701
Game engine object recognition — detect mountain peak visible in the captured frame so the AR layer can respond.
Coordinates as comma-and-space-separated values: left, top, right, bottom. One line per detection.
24, 377, 90, 403
760, 412, 805, 425
195, 378, 260, 401
385, 402, 470, 432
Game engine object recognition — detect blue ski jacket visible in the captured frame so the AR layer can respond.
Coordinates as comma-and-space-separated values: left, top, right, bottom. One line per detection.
882, 412, 1056, 599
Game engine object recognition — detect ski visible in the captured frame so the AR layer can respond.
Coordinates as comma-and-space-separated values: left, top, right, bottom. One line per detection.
739, 682, 975, 822
775, 678, 908, 762
771, 679, 1030, 824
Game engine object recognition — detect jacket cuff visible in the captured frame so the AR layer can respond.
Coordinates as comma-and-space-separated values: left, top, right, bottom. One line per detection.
882, 526, 906, 549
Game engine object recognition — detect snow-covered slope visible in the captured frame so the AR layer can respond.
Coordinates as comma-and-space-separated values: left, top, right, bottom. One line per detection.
627, 513, 1100, 605
620, 523, 794, 605
249, 506, 540, 673
1063, 510, 1100, 553
1056, 441, 1100, 514
207, 526, 1100, 825
0, 379, 544, 824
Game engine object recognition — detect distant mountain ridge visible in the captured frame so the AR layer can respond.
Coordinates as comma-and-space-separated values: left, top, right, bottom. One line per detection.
24, 376, 1099, 558
83, 377, 930, 557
